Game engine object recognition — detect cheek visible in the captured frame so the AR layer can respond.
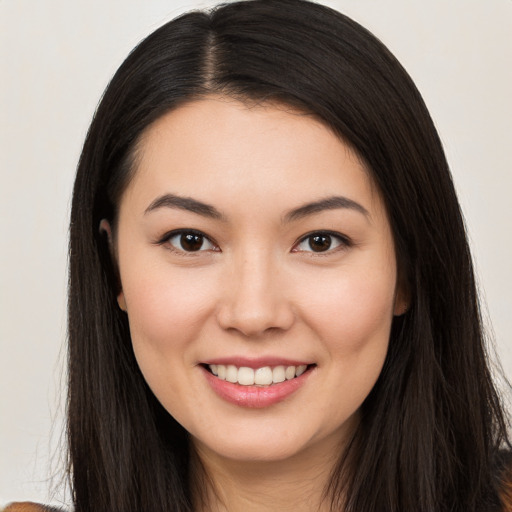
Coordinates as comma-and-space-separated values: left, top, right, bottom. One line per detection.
121, 265, 221, 414
300, 264, 396, 355
121, 264, 218, 357
303, 266, 395, 420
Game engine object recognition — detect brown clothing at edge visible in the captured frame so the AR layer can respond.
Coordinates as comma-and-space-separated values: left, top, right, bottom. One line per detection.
3, 458, 512, 512
2, 504, 63, 512
3, 484, 512, 512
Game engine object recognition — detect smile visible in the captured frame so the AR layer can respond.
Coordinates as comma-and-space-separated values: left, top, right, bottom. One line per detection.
208, 364, 308, 386
202, 362, 315, 408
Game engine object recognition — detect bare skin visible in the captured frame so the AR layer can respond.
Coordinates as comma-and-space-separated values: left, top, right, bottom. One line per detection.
192, 413, 358, 512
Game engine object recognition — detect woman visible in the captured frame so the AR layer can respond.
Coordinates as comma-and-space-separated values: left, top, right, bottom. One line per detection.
5, 0, 510, 511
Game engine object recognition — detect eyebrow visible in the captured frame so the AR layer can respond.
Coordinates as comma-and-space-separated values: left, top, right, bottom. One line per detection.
144, 193, 225, 220
284, 196, 369, 223
144, 193, 369, 223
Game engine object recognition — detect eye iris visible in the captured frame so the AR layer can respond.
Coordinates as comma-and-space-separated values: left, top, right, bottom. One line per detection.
309, 234, 331, 252
181, 233, 203, 251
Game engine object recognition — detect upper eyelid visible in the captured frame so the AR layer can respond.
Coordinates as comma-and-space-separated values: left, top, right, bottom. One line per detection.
157, 228, 214, 244
156, 229, 220, 253
292, 230, 352, 254
155, 228, 350, 250
295, 230, 351, 245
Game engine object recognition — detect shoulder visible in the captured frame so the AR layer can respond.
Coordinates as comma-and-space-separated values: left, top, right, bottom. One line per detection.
2, 503, 64, 512
502, 476, 512, 511
499, 451, 512, 512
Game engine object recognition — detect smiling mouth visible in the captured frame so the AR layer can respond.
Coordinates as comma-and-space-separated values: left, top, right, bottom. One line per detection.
204, 364, 313, 386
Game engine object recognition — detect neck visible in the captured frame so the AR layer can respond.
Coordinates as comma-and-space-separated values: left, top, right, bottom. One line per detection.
190, 429, 351, 512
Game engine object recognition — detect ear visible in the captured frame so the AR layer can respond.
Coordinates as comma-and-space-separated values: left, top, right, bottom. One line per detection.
393, 283, 410, 316
117, 291, 127, 312
99, 219, 127, 312
99, 218, 113, 246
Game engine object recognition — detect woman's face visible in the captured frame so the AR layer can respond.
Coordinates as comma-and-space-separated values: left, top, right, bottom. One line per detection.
114, 97, 406, 463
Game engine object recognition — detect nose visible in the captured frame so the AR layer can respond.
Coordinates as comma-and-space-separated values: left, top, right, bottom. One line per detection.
216, 252, 295, 337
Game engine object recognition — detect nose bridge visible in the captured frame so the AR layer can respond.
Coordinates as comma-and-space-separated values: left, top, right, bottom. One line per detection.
217, 247, 294, 336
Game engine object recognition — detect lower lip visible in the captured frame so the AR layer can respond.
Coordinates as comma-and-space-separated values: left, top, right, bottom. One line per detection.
202, 366, 312, 408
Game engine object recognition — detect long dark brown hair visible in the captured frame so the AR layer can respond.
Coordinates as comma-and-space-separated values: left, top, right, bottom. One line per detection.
68, 1, 510, 510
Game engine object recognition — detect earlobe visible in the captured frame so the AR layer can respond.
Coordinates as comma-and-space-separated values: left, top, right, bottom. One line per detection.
393, 288, 410, 316
117, 292, 127, 312
99, 219, 113, 246
393, 301, 408, 316
100, 219, 126, 313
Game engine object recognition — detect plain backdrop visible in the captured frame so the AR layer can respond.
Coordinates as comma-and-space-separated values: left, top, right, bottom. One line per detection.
1, 0, 511, 507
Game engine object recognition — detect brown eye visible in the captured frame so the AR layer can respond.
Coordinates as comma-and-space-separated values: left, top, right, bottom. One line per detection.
167, 231, 215, 252
180, 233, 204, 251
309, 234, 332, 252
294, 232, 348, 254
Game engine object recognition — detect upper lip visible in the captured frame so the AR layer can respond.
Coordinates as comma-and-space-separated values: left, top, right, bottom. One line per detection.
201, 357, 313, 368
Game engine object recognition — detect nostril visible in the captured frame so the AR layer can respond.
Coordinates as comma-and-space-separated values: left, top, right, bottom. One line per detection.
216, 301, 296, 337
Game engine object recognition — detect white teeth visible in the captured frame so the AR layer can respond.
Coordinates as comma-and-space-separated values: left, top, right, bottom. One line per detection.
255, 366, 273, 385
296, 364, 307, 377
208, 363, 309, 386
272, 366, 286, 383
285, 365, 296, 380
217, 365, 226, 380
238, 367, 255, 385
226, 365, 238, 383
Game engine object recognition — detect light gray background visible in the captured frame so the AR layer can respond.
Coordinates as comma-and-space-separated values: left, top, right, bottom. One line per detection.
1, 0, 511, 507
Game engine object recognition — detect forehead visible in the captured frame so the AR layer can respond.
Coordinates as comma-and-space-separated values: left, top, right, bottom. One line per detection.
122, 96, 382, 218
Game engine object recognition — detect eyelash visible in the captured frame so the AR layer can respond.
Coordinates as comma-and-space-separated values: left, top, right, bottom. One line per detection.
156, 229, 352, 255
156, 229, 219, 255
293, 230, 352, 255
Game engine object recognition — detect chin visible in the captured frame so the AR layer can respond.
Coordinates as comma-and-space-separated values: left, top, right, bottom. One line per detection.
196, 438, 313, 464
